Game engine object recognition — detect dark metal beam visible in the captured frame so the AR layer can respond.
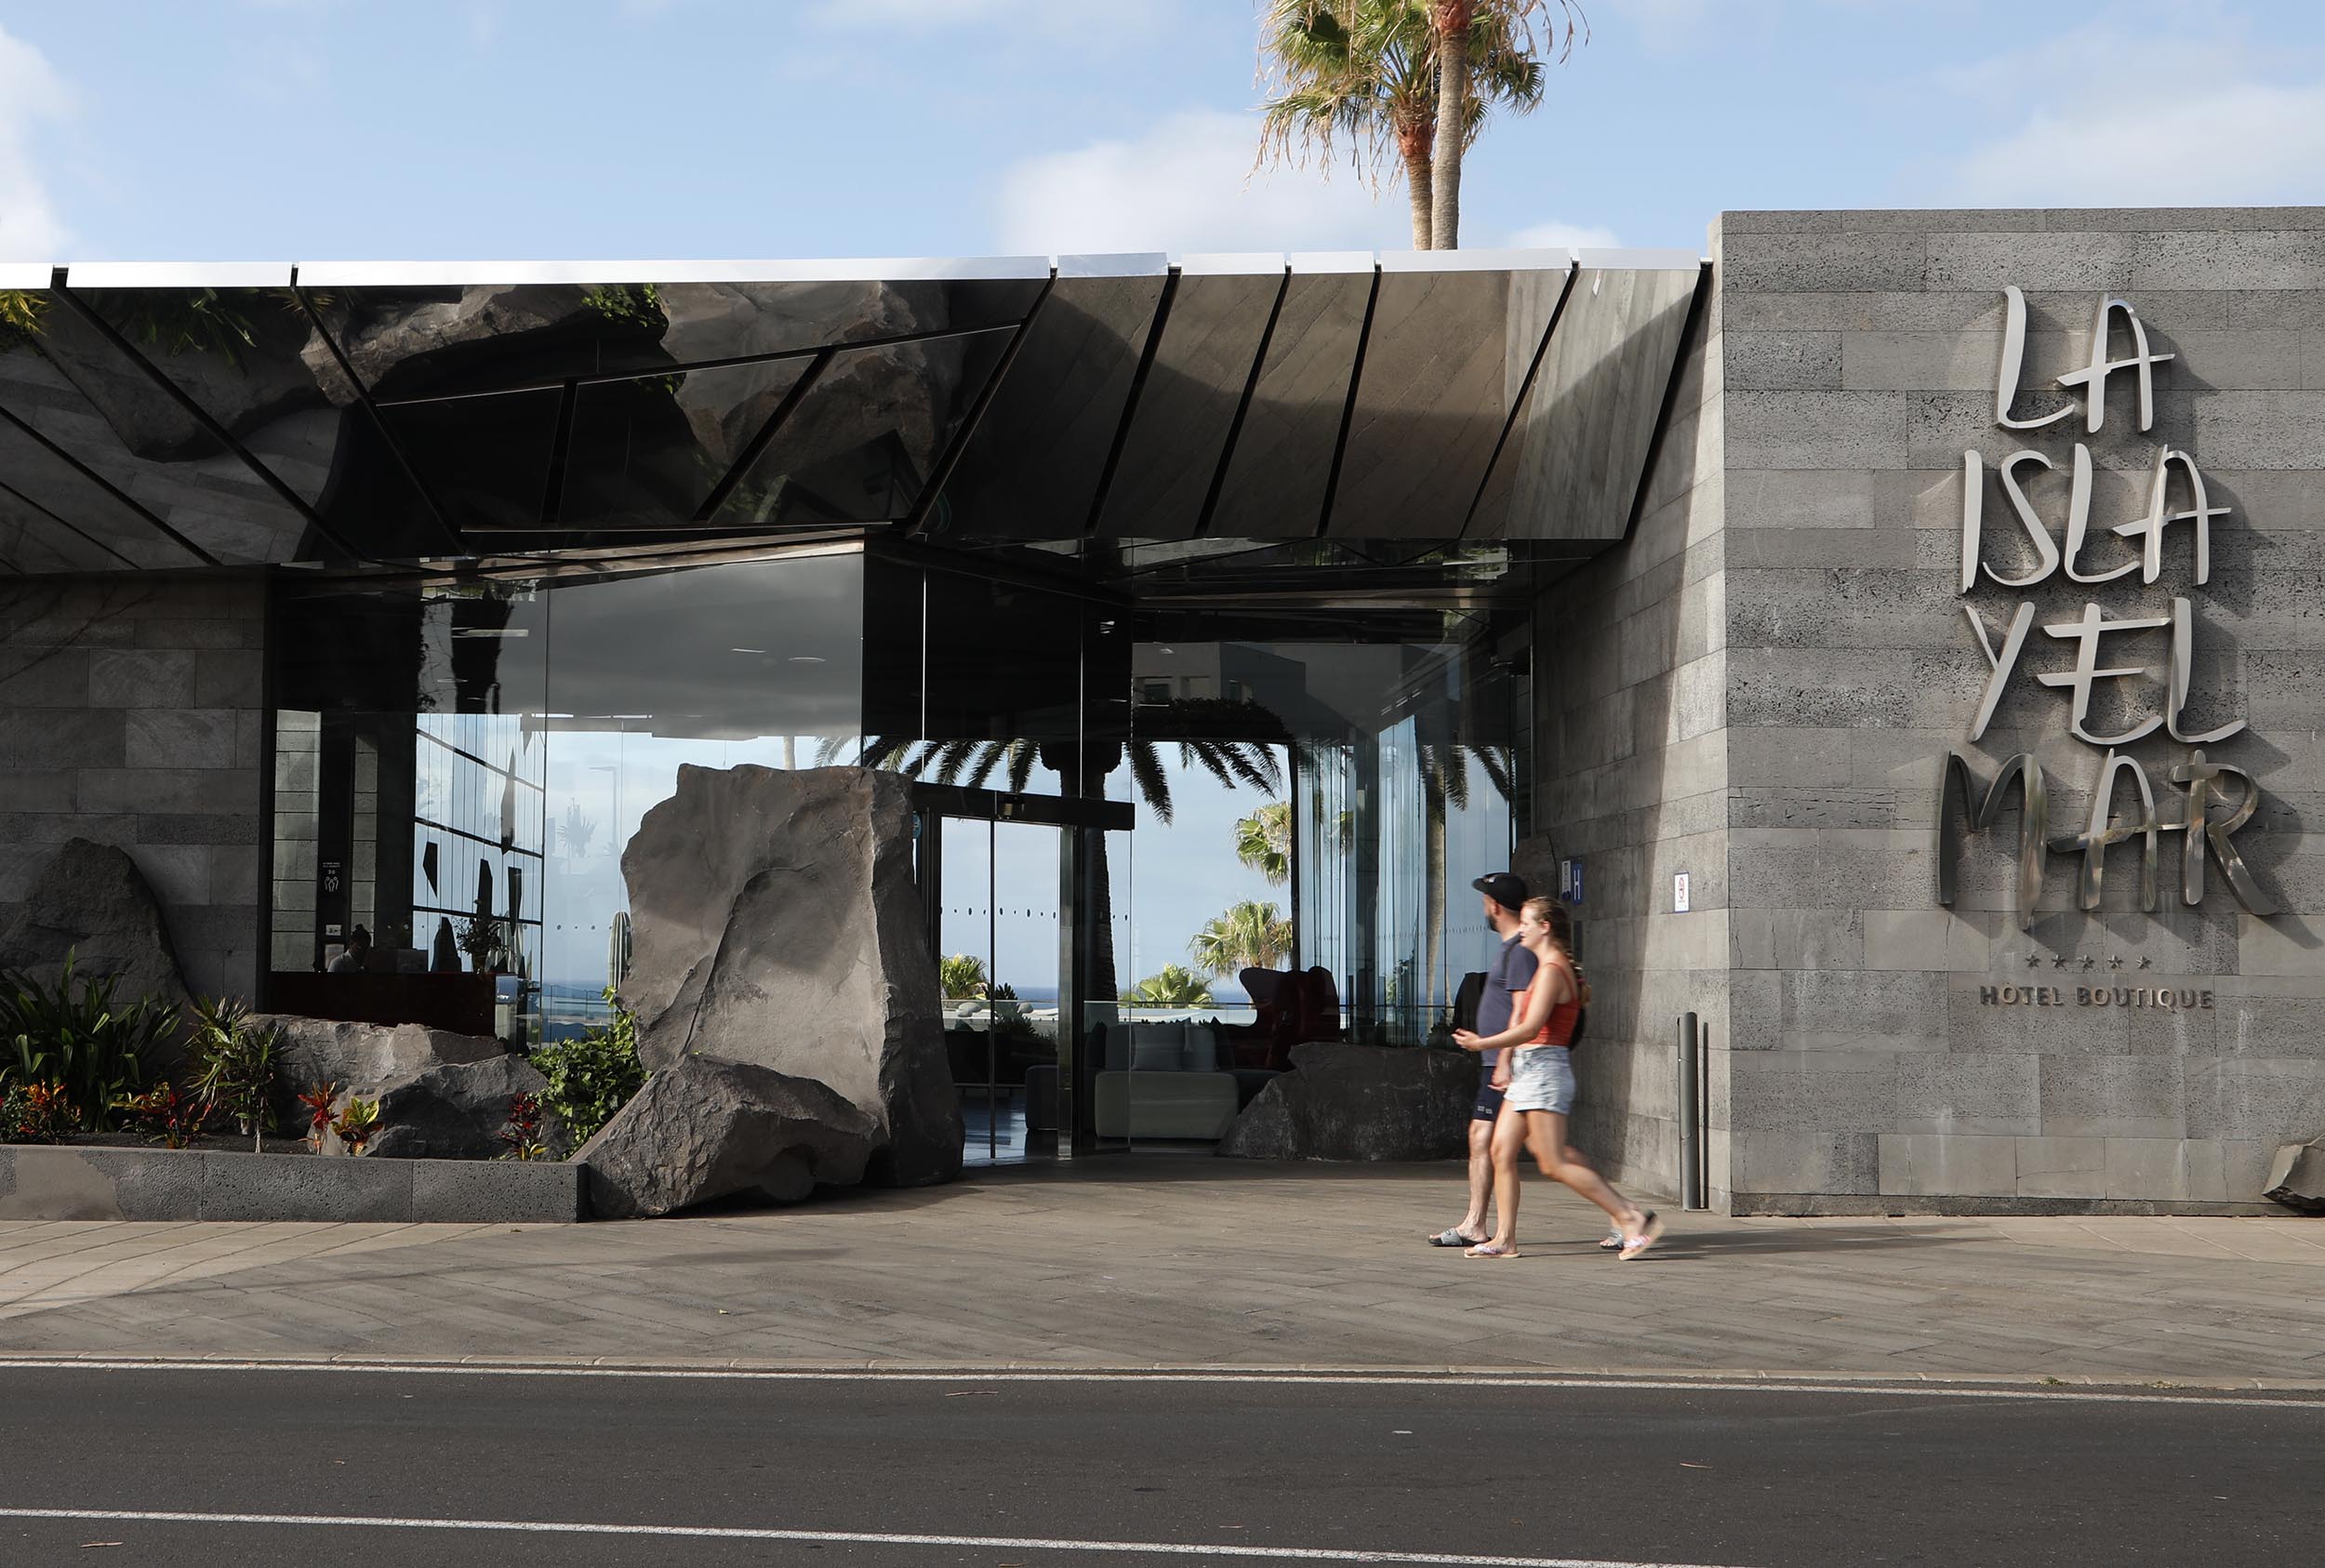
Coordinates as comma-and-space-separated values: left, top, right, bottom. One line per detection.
292, 280, 470, 557
1458, 262, 1579, 538
1192, 266, 1291, 540
1313, 263, 1384, 538
902, 273, 1058, 538
0, 402, 219, 567
1080, 267, 1180, 537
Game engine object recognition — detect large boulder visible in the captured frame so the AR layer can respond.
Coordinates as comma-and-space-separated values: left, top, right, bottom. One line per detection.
0, 838, 191, 1009
575, 1054, 878, 1218
366, 1055, 551, 1162
621, 764, 961, 1186
257, 1017, 515, 1123
2265, 1138, 2325, 1215
1218, 1043, 1479, 1163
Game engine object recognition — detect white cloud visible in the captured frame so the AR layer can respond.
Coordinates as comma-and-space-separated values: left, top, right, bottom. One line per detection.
0, 23, 71, 261
1943, 14, 2325, 206
993, 108, 1406, 256
1507, 220, 1621, 252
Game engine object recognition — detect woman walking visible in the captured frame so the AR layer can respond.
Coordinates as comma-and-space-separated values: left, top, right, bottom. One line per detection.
1452, 898, 1662, 1261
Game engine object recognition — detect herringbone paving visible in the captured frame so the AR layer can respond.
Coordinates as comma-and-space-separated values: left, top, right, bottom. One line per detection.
1, 1159, 2321, 1385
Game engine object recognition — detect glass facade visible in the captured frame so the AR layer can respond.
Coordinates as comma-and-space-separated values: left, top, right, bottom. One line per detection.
264, 538, 1523, 1164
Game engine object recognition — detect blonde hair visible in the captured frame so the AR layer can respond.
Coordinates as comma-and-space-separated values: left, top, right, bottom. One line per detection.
1520, 897, 1590, 1007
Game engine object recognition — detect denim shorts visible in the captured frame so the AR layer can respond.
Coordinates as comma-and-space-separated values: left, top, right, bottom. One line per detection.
1504, 1046, 1576, 1115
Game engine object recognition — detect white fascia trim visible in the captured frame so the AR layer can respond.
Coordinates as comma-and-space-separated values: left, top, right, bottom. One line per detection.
61, 262, 297, 288
1287, 250, 1379, 274
1377, 247, 1574, 273
294, 257, 1054, 287
1054, 252, 1168, 278
1175, 252, 1289, 276
1575, 247, 1706, 272
0, 263, 53, 288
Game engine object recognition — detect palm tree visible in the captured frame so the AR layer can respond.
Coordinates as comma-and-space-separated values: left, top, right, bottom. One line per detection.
938, 953, 990, 1001
1189, 900, 1295, 980
1121, 964, 1216, 1008
1233, 801, 1293, 887
1428, 1, 1587, 248
1257, 0, 1561, 249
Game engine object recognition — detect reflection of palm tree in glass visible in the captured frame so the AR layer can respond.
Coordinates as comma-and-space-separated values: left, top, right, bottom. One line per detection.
1417, 743, 1515, 1017
828, 719, 1286, 1011
1189, 900, 1295, 980
938, 953, 990, 1001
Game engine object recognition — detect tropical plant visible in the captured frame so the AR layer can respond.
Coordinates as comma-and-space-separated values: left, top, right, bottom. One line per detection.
0, 1081, 79, 1144
0, 954, 175, 1132
558, 802, 599, 859
186, 996, 281, 1151
1189, 900, 1295, 980
331, 1096, 380, 1156
0, 288, 45, 351
119, 1082, 205, 1149
1233, 801, 1293, 887
1120, 965, 1216, 1008
937, 953, 990, 1001
298, 1081, 339, 1150
498, 1094, 551, 1162
1427, 1, 1586, 247
530, 990, 644, 1152
1257, 0, 1562, 249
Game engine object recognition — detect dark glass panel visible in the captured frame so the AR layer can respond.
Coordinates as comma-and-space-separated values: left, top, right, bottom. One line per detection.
310, 277, 1045, 403
936, 272, 1166, 540
376, 388, 563, 532
712, 328, 1015, 528
556, 358, 814, 530
1205, 268, 1372, 539
1469, 265, 1699, 541
1095, 270, 1281, 540
69, 286, 450, 559
0, 296, 317, 564
1326, 265, 1564, 539
0, 413, 200, 569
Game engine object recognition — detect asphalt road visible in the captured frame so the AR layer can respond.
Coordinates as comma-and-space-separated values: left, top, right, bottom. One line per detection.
0, 1366, 2316, 1565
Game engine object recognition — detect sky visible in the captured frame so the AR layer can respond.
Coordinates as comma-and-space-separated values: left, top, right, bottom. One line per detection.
8, 0, 2325, 266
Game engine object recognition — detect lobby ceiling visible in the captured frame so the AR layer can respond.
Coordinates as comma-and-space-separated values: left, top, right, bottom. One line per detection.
0, 250, 1699, 578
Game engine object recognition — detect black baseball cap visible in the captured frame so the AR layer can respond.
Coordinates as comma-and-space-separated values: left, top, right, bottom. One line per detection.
1471, 871, 1528, 910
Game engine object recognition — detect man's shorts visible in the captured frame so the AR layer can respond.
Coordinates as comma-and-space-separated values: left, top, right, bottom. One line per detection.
1504, 1046, 1577, 1116
1470, 1080, 1506, 1123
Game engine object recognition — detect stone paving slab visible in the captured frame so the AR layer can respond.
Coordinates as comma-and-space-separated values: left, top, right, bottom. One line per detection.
0, 1159, 2320, 1386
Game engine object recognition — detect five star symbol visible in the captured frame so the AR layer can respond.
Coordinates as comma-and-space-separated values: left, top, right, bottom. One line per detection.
2026, 954, 2042, 968
2080, 956, 2096, 970
2139, 956, 2153, 969
2109, 956, 2124, 970
2053, 955, 2070, 969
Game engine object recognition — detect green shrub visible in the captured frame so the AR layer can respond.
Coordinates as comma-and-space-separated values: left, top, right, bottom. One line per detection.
0, 954, 176, 1132
186, 996, 281, 1151
531, 990, 644, 1153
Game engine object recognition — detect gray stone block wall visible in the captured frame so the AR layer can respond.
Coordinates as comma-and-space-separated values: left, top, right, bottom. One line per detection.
1715, 208, 2325, 1214
0, 577, 265, 999
1520, 245, 1724, 1200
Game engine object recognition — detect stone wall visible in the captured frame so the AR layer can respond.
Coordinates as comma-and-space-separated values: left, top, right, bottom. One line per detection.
1715, 207, 2325, 1213
0, 576, 265, 999
1520, 252, 1727, 1197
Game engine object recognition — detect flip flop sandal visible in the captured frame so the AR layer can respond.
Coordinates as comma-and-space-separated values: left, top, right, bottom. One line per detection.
1464, 1241, 1521, 1258
1618, 1212, 1665, 1261
1597, 1229, 1624, 1251
1428, 1228, 1486, 1248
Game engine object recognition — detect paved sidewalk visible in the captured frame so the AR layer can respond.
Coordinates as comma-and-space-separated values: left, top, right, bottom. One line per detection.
2, 1159, 2322, 1386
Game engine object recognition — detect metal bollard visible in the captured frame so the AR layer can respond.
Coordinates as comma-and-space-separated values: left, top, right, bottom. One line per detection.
1677, 1012, 1704, 1211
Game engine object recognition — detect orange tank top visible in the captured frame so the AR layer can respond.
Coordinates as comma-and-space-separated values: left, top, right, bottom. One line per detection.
1513, 958, 1581, 1047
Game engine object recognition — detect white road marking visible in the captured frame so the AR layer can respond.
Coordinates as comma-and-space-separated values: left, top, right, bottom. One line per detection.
0, 1358, 2315, 1409
0, 1507, 1744, 1567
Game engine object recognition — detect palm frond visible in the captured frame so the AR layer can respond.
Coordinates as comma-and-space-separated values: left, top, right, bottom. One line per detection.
1129, 740, 1174, 826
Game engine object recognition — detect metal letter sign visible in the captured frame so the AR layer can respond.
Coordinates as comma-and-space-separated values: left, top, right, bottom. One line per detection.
1940, 287, 2276, 925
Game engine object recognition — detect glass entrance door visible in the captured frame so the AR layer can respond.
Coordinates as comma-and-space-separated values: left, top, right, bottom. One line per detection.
933, 814, 1063, 1165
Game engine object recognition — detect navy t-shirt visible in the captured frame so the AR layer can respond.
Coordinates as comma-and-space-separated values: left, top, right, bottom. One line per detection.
1476, 934, 1539, 1070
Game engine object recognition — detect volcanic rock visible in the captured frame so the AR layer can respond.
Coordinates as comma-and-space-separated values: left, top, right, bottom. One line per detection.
620, 764, 961, 1186
0, 838, 191, 1009
575, 1053, 878, 1218
1217, 1043, 1479, 1163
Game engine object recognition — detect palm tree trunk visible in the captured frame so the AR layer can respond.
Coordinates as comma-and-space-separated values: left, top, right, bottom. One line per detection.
1402, 144, 1434, 250
1428, 1, 1473, 250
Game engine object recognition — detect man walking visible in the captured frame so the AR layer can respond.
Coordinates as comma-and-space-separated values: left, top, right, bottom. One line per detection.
1427, 871, 1536, 1248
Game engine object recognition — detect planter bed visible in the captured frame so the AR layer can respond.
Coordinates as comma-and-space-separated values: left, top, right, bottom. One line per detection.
0, 1144, 582, 1224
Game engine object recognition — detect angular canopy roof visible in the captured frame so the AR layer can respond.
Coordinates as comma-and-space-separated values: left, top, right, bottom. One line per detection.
0, 249, 1699, 578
